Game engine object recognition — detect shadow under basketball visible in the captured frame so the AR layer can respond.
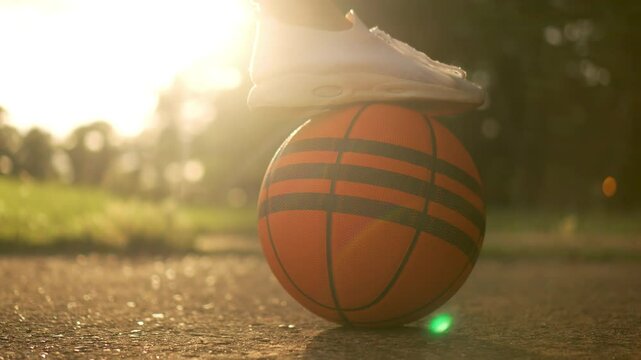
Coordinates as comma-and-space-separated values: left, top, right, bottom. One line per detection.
302, 326, 548, 359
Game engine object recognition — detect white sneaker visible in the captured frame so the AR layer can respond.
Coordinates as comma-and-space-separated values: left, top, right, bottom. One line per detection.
248, 10, 485, 117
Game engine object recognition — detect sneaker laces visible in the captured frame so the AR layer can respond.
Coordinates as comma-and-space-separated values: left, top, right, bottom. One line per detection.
370, 27, 467, 79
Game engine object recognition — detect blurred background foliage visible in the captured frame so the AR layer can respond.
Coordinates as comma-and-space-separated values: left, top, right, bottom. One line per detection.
1, 0, 640, 250
338, 0, 641, 210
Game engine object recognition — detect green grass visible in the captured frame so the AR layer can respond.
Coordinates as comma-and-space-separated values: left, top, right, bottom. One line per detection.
1, 178, 640, 255
486, 208, 641, 234
0, 178, 256, 253
484, 208, 641, 262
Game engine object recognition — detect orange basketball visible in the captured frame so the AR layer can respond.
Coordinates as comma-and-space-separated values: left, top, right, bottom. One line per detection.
257, 103, 484, 327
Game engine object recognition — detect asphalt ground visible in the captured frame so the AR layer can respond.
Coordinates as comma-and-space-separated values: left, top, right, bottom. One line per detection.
1, 238, 640, 359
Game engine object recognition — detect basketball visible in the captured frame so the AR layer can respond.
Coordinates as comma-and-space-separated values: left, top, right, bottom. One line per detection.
257, 103, 485, 327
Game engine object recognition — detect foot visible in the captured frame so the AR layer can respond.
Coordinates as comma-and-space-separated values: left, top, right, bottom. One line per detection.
248, 10, 486, 118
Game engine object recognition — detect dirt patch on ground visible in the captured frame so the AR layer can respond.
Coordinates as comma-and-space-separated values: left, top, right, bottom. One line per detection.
1, 250, 640, 359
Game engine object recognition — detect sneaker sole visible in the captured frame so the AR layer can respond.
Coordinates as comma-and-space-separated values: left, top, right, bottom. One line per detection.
248, 72, 485, 110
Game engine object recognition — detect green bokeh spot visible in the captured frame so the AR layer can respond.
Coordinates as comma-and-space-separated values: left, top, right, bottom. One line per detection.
427, 313, 453, 335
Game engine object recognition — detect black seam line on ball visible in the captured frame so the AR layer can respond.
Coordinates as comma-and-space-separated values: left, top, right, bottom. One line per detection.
353, 210, 483, 325
268, 163, 484, 233
336, 115, 440, 312
325, 104, 371, 325
344, 115, 438, 318
262, 121, 338, 311
349, 262, 473, 325
259, 193, 479, 261
280, 137, 482, 197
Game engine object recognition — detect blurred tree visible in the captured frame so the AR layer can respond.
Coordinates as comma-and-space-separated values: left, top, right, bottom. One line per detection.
148, 87, 191, 199
332, 0, 641, 210
66, 121, 118, 185
8, 1, 637, 211
0, 107, 21, 176
102, 141, 146, 196
191, 83, 302, 205
0, 127, 21, 177
0, 106, 7, 124
16, 128, 54, 180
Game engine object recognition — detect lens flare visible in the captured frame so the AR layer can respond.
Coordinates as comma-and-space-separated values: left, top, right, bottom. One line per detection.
0, 0, 254, 137
602, 176, 617, 198
427, 313, 453, 335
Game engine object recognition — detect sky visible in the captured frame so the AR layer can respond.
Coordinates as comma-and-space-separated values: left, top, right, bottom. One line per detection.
0, 0, 255, 138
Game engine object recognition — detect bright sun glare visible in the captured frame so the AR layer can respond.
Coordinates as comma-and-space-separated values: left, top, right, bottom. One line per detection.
0, 0, 254, 137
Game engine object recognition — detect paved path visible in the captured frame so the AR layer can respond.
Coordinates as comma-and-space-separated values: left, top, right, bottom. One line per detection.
1, 251, 640, 359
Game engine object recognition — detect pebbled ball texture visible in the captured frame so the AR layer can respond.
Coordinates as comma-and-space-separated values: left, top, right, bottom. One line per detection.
257, 103, 485, 327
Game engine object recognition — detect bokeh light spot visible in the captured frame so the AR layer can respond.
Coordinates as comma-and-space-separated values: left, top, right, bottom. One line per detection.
602, 176, 617, 198
51, 150, 73, 183
427, 313, 453, 335
84, 130, 106, 152
183, 160, 205, 183
543, 26, 563, 46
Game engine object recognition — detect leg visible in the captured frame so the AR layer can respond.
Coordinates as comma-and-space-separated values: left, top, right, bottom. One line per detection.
253, 0, 351, 30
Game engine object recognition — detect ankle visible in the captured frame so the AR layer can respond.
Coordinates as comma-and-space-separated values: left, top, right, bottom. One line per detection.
281, 15, 352, 31
257, 0, 351, 31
